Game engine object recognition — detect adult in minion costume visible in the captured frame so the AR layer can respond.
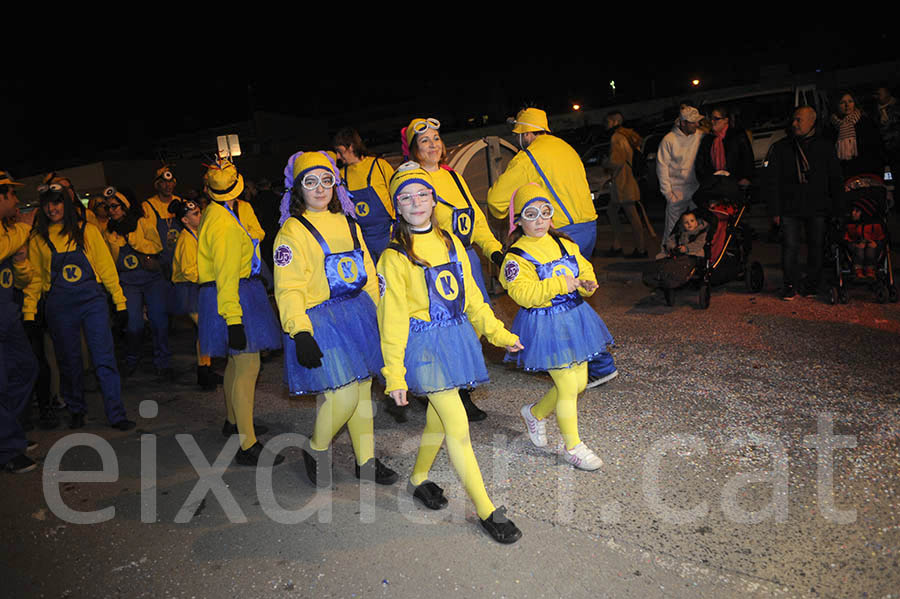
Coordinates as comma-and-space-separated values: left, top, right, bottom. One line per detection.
487, 108, 618, 389
197, 158, 284, 467
274, 150, 396, 487
142, 166, 183, 278
102, 187, 172, 378
334, 127, 395, 263
404, 117, 506, 421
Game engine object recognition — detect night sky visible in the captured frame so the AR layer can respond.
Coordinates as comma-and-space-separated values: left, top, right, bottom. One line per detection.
2, 23, 895, 176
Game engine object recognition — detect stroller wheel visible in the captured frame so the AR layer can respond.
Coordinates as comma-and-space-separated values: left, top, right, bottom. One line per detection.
829, 287, 839, 305
663, 287, 674, 306
889, 285, 899, 303
745, 261, 764, 293
699, 284, 711, 310
839, 287, 850, 304
875, 284, 889, 304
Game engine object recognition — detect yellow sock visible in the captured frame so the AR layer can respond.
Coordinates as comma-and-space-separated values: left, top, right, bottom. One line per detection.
226, 352, 260, 450
310, 379, 375, 465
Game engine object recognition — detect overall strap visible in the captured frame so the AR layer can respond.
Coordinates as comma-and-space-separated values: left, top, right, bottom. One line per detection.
296, 215, 331, 255
552, 235, 569, 256
365, 157, 378, 187
345, 214, 361, 250
523, 149, 575, 225
447, 169, 473, 209
506, 247, 540, 268
441, 229, 459, 263
145, 201, 165, 222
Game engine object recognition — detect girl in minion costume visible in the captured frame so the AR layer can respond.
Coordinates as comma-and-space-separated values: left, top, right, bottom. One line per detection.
377, 162, 524, 544
404, 117, 506, 421
274, 151, 396, 487
197, 158, 284, 467
101, 187, 172, 378
334, 127, 395, 263
501, 183, 613, 471
169, 197, 218, 391
23, 181, 134, 430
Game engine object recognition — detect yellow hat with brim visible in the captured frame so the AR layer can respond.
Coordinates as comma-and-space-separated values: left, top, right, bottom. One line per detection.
389, 162, 436, 204
205, 159, 244, 203
511, 108, 550, 134
292, 151, 335, 182
0, 170, 24, 187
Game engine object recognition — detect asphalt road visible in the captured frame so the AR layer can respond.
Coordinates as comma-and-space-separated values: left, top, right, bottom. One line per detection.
2, 234, 899, 599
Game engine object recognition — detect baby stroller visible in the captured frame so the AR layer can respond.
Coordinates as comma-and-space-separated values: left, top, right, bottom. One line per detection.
647, 179, 765, 309
827, 174, 897, 304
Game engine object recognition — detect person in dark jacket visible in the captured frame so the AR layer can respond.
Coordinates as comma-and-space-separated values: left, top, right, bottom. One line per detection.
694, 105, 754, 207
763, 106, 844, 300
827, 91, 883, 179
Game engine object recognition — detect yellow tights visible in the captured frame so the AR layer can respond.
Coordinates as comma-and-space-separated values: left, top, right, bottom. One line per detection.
531, 362, 588, 451
309, 379, 375, 466
411, 389, 495, 520
223, 352, 260, 450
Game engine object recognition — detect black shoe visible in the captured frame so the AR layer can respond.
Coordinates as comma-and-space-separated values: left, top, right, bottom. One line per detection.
26, 439, 38, 452
111, 419, 136, 431
408, 480, 448, 510
385, 401, 409, 423
355, 458, 398, 485
197, 366, 217, 391
627, 249, 649, 259
2, 454, 37, 474
603, 247, 624, 257
301, 447, 331, 487
459, 388, 487, 422
221, 420, 269, 438
235, 442, 285, 467
69, 413, 85, 429
479, 506, 522, 544
780, 285, 796, 301
800, 284, 818, 298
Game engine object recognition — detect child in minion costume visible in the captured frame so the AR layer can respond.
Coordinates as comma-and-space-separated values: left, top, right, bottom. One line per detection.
23, 181, 133, 430
169, 197, 218, 391
501, 183, 613, 471
102, 187, 172, 378
197, 158, 284, 467
377, 162, 524, 544
274, 150, 396, 487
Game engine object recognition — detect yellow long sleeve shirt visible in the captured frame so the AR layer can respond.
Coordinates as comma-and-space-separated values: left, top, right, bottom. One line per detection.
430, 167, 503, 257
487, 135, 598, 229
273, 210, 378, 337
197, 201, 259, 326
102, 219, 164, 263
172, 227, 199, 283
343, 156, 395, 219
500, 233, 596, 309
1, 222, 33, 291
376, 228, 518, 393
235, 199, 265, 241
23, 222, 126, 320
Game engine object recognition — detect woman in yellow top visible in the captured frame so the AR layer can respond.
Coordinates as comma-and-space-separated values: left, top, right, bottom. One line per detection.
274, 150, 396, 488
500, 183, 614, 472
334, 127, 395, 263
102, 187, 172, 378
24, 182, 133, 430
197, 158, 283, 467
168, 198, 218, 391
377, 162, 524, 544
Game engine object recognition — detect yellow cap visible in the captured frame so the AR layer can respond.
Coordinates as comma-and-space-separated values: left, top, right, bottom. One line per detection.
0, 170, 23, 187
511, 108, 550, 134
389, 161, 435, 202
155, 166, 176, 183
511, 183, 551, 217
205, 159, 244, 202
292, 151, 334, 181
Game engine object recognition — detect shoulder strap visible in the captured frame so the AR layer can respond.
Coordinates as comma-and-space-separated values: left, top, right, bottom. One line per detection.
439, 229, 459, 263
506, 246, 540, 267
446, 169, 473, 209
296, 215, 331, 255
365, 157, 378, 186
345, 214, 361, 250
523, 149, 575, 225
145, 201, 162, 220
552, 235, 569, 256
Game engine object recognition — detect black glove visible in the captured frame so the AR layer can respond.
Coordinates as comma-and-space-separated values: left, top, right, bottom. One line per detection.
491, 251, 504, 268
293, 331, 323, 369
228, 324, 247, 350
114, 309, 128, 330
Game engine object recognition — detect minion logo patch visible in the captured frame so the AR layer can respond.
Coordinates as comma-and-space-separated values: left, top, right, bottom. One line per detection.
378, 273, 386, 297
124, 254, 139, 270
0, 268, 12, 289
337, 257, 359, 283
274, 244, 293, 267
503, 260, 519, 282
553, 265, 573, 278
166, 228, 179, 249
62, 265, 83, 283
457, 213, 472, 236
435, 271, 459, 301
355, 201, 370, 218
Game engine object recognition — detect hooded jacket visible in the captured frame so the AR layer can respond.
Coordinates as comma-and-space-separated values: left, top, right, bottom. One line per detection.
656, 124, 703, 204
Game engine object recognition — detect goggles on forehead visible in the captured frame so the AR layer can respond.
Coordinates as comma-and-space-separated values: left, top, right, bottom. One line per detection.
412, 118, 441, 134
37, 182, 64, 195
519, 202, 554, 221
103, 186, 118, 199
184, 201, 199, 212
300, 172, 336, 190
395, 188, 433, 206
157, 170, 175, 182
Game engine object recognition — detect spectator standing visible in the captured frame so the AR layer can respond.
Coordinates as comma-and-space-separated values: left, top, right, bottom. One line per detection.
762, 106, 844, 300
253, 178, 282, 274
656, 106, 704, 256
828, 91, 883, 179
694, 105, 754, 207
874, 85, 900, 185
602, 111, 648, 259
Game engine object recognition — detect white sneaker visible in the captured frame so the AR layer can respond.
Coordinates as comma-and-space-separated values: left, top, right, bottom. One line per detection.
520, 403, 547, 447
585, 369, 618, 390
560, 442, 603, 471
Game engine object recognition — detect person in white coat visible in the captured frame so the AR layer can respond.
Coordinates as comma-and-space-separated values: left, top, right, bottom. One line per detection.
656, 106, 704, 257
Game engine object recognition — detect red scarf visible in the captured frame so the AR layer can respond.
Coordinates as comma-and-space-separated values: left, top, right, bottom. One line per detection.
712, 124, 728, 171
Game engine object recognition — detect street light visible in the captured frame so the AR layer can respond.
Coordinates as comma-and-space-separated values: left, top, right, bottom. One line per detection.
691, 79, 701, 87
572, 103, 581, 111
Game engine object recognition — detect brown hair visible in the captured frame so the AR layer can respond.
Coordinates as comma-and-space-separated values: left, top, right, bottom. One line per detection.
391, 213, 453, 267
289, 182, 341, 217
506, 224, 574, 251
409, 131, 448, 166
333, 127, 370, 158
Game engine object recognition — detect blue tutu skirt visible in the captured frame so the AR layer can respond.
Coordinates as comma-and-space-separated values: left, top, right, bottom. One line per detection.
198, 277, 282, 357
283, 292, 384, 395
504, 297, 614, 371
404, 316, 490, 394
173, 282, 199, 316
